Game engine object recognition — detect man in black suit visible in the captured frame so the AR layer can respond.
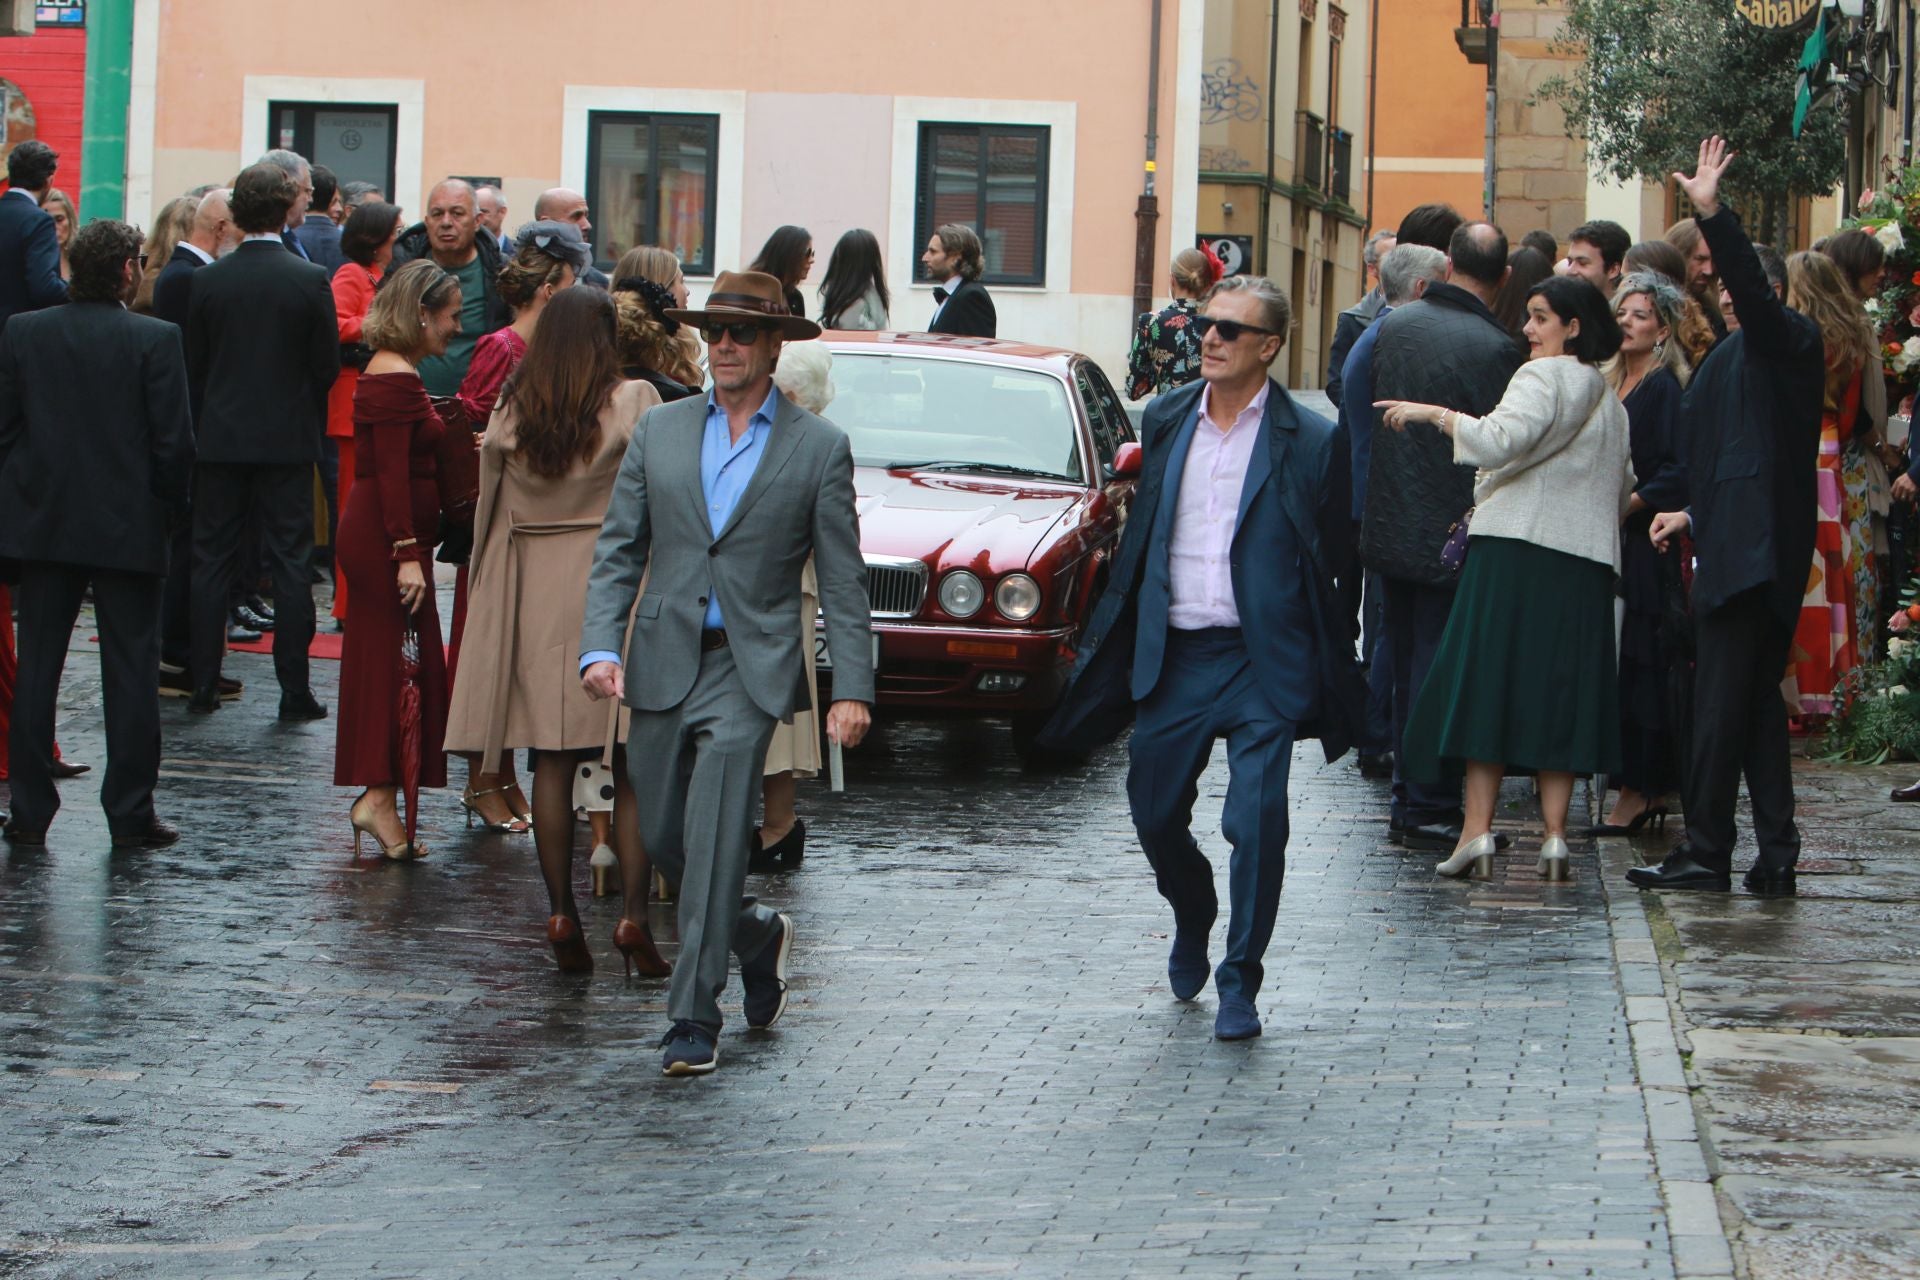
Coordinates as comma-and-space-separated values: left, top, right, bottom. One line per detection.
292, 165, 345, 275
184, 162, 340, 718
1629, 138, 1825, 900
0, 140, 69, 333
150, 188, 243, 702
0, 220, 195, 848
922, 222, 996, 337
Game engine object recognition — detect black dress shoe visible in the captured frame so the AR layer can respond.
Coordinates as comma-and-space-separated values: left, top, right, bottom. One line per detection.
187, 686, 221, 714
234, 603, 274, 632
1892, 780, 1920, 803
1625, 851, 1731, 893
111, 818, 181, 850
49, 758, 91, 779
278, 690, 328, 721
3, 821, 47, 846
1742, 867, 1797, 898
1357, 751, 1395, 779
245, 593, 276, 622
226, 620, 263, 644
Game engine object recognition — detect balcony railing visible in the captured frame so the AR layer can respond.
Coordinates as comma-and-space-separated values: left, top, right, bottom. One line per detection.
1295, 111, 1325, 191
1454, 0, 1493, 64
1329, 127, 1353, 203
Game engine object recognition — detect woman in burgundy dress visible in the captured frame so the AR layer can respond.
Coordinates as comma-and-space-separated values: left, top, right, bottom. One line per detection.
444, 221, 585, 833
334, 260, 462, 860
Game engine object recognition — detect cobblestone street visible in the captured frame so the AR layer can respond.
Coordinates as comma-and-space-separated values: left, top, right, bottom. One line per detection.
0, 595, 1700, 1280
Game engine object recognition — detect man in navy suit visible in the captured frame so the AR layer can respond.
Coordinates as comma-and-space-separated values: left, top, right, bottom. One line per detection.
1041, 275, 1365, 1041
0, 140, 69, 333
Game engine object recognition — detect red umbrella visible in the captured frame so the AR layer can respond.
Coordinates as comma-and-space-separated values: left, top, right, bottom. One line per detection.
397, 619, 424, 851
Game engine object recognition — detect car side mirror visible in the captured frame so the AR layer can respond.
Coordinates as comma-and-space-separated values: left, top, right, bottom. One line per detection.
1110, 442, 1143, 478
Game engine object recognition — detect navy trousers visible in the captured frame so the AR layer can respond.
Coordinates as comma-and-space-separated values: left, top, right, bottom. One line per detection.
1359, 569, 1393, 755
1126, 627, 1295, 1005
1382, 577, 1463, 827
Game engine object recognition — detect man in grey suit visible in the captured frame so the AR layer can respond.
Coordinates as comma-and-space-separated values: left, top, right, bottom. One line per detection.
581, 270, 873, 1077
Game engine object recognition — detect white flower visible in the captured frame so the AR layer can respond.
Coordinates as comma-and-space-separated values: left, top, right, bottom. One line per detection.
1891, 684, 1910, 696
1876, 220, 1907, 252
1891, 635, 1912, 660
1867, 297, 1885, 317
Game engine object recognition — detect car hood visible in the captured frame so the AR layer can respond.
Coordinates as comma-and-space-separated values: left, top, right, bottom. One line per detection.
852, 467, 1079, 574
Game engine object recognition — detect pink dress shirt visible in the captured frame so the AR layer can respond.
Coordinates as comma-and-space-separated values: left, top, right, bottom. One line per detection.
1167, 381, 1269, 630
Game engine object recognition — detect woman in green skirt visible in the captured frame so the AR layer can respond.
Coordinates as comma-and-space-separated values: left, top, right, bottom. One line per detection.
1376, 275, 1635, 881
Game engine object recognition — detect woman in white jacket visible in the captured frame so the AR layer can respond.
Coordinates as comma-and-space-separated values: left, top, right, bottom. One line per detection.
1377, 275, 1636, 881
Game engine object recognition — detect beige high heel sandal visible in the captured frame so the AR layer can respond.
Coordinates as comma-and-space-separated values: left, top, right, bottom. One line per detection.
350, 791, 428, 861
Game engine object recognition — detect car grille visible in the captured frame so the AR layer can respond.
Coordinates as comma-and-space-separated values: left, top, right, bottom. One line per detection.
866, 560, 927, 618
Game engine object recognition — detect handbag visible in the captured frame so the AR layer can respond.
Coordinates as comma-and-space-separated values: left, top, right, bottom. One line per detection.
426, 395, 481, 564
1440, 507, 1474, 577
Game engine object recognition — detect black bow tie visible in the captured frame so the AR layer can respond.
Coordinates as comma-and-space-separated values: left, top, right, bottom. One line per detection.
934, 287, 950, 304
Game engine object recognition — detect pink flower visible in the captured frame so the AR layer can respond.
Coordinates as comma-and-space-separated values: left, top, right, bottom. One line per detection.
1860, 189, 1878, 210
1893, 611, 1912, 633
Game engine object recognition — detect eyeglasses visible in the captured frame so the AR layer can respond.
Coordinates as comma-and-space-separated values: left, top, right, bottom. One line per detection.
1191, 315, 1277, 343
702, 322, 774, 346
135, 254, 149, 267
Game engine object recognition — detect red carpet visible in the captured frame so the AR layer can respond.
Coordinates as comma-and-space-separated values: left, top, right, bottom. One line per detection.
227, 631, 346, 661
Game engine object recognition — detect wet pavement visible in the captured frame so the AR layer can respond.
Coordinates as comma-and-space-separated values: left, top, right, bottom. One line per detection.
0, 578, 1894, 1279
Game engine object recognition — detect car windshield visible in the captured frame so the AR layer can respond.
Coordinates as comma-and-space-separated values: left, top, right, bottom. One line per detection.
827, 353, 1083, 482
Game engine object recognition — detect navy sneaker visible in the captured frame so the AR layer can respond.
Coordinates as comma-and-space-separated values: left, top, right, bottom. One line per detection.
1168, 924, 1211, 1001
659, 1021, 719, 1076
741, 913, 793, 1029
1214, 996, 1262, 1041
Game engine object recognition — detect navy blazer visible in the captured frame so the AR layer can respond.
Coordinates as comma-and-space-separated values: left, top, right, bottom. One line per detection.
0, 189, 68, 333
1040, 376, 1367, 758
150, 242, 206, 330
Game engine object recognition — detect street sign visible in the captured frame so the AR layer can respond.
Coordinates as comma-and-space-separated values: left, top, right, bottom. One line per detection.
1199, 234, 1255, 277
1735, 0, 1818, 29
34, 0, 83, 26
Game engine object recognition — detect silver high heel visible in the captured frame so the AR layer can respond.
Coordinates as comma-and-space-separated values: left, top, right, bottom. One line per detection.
1537, 834, 1571, 882
589, 843, 617, 897
1435, 832, 1497, 880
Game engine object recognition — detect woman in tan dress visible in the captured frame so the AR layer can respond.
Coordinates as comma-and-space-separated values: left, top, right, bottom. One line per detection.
443, 288, 667, 976
750, 342, 833, 871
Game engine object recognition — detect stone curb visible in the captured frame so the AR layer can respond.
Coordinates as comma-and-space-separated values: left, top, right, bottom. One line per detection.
1595, 840, 1739, 1280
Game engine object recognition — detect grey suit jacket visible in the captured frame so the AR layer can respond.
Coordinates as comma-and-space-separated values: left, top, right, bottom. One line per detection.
582, 387, 874, 718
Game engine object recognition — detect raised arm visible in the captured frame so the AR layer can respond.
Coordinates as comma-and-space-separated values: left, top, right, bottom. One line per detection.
1678, 136, 1796, 358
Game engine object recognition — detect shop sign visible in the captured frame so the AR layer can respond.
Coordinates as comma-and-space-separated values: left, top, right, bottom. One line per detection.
35, 0, 84, 26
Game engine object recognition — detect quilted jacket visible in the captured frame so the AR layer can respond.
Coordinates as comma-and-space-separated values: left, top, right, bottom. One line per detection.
1360, 282, 1523, 585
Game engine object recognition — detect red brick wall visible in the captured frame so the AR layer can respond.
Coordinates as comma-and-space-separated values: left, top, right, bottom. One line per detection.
0, 25, 89, 200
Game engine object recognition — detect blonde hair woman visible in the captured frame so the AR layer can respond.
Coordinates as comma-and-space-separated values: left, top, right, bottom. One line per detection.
1124, 247, 1221, 399
1592, 273, 1691, 836
751, 341, 836, 872
1782, 250, 1879, 718
612, 245, 702, 386
129, 195, 195, 315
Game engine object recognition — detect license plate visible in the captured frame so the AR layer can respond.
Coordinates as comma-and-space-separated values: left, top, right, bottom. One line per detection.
815, 632, 879, 670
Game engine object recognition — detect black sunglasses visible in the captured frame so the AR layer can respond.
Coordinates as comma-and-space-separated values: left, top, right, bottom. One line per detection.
1191, 315, 1277, 343
701, 322, 775, 346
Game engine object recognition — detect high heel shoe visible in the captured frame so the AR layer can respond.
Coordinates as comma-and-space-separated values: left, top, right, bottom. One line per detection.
504, 782, 533, 825
462, 786, 531, 833
349, 791, 427, 861
589, 843, 617, 897
1537, 834, 1572, 882
547, 914, 593, 973
1435, 832, 1497, 880
613, 917, 671, 978
1586, 806, 1669, 837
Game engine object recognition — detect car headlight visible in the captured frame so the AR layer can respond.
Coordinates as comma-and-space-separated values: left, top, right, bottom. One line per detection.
938, 570, 985, 618
995, 573, 1043, 621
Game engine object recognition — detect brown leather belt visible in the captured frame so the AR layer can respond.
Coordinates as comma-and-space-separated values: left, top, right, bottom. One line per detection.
700, 629, 730, 651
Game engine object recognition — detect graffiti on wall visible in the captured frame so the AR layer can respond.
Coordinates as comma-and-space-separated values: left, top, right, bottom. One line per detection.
1199, 145, 1253, 173
1200, 59, 1264, 125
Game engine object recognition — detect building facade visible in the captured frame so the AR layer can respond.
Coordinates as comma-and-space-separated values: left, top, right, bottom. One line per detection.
0, 2, 89, 206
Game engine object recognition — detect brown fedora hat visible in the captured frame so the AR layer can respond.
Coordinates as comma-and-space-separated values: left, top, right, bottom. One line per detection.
666, 269, 823, 340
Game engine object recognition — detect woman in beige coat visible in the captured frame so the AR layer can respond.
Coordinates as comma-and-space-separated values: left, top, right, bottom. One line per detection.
443, 288, 666, 977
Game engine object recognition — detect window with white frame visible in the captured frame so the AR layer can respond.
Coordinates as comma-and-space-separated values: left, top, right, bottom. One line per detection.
914, 123, 1050, 287
585, 111, 720, 275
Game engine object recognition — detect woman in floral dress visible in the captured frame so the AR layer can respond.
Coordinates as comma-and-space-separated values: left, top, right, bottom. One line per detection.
1124, 247, 1222, 400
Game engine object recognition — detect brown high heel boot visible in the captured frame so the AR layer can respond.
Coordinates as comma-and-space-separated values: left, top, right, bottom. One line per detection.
612, 917, 670, 978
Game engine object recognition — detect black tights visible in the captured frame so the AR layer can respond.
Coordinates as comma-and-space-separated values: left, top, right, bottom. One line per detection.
528, 746, 650, 924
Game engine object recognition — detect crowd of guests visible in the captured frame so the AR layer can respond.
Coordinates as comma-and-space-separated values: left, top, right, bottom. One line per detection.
1118, 136, 1900, 900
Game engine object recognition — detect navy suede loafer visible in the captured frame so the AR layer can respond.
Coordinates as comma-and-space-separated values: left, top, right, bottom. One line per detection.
1168, 926, 1211, 1001
741, 912, 793, 1030
1214, 996, 1262, 1041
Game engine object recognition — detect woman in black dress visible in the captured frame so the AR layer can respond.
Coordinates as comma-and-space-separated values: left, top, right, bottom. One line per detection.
1593, 273, 1691, 835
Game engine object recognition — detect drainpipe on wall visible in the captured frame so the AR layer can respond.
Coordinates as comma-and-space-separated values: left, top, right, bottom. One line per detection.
1133, 0, 1164, 330
1365, 0, 1379, 232
1482, 1, 1498, 220
79, 0, 133, 223
1263, 0, 1279, 275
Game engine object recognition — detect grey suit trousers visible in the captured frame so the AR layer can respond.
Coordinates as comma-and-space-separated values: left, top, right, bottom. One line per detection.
626, 644, 783, 1032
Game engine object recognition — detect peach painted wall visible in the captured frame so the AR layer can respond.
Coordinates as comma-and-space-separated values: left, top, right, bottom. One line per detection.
1369, 0, 1486, 233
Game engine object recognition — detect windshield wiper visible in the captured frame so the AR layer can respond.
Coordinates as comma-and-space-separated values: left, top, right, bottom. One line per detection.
884, 460, 1073, 481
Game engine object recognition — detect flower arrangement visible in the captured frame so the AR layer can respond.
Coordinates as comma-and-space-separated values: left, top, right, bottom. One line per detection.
1848, 167, 1920, 382
1823, 584, 1920, 762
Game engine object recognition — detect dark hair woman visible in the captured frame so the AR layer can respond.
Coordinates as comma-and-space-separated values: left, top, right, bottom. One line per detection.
326, 200, 404, 627
335, 259, 464, 861
1490, 246, 1554, 343
1375, 275, 1634, 882
748, 224, 814, 318
817, 228, 891, 330
442, 288, 668, 975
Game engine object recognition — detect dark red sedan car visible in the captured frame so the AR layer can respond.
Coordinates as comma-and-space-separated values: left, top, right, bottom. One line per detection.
813, 332, 1142, 760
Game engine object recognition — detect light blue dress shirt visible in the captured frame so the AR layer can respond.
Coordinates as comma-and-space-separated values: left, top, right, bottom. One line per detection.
579, 386, 780, 672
